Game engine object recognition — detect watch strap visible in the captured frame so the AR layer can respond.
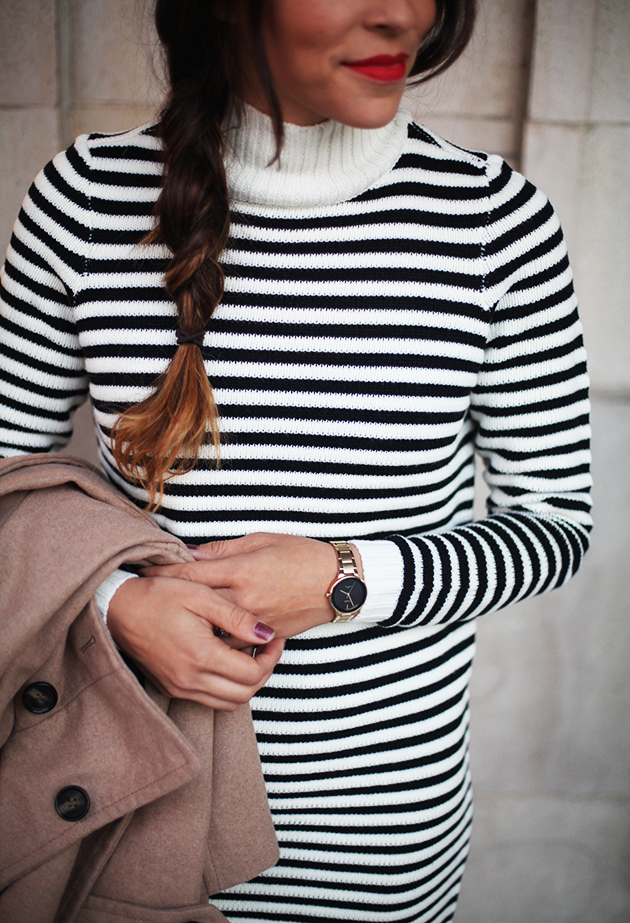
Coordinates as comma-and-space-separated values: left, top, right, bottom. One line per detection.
330, 540, 359, 578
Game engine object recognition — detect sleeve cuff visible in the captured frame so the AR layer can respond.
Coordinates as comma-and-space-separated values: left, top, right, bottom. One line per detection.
94, 569, 138, 624
350, 539, 405, 623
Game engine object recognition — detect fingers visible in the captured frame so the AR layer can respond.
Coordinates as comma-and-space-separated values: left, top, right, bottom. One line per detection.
140, 534, 339, 641
141, 558, 233, 587
164, 636, 283, 694
204, 598, 275, 646
187, 532, 274, 560
143, 638, 285, 711
164, 577, 273, 645
106, 576, 283, 711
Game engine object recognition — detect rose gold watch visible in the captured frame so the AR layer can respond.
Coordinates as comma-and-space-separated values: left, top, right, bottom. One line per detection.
326, 541, 367, 622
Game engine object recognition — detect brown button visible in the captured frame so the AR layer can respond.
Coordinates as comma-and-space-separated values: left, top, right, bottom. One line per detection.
55, 786, 90, 821
22, 682, 58, 714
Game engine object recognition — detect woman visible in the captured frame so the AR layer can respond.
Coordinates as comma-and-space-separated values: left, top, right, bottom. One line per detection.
0, 1, 592, 920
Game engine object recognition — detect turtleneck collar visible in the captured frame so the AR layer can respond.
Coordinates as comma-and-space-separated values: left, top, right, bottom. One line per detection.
224, 102, 409, 210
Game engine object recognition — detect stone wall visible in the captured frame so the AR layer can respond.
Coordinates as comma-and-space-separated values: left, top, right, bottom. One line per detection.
1, 2, 629, 919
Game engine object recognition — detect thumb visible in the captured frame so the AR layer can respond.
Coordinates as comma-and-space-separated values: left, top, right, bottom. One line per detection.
207, 597, 275, 646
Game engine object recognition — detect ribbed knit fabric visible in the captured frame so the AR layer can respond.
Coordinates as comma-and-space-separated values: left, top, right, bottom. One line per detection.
0, 106, 591, 922
225, 104, 409, 207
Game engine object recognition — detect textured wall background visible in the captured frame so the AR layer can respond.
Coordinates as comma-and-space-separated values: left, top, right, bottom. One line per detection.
1, 1, 629, 920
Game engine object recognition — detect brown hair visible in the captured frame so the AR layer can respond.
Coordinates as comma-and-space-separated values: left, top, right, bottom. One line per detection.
111, 0, 476, 509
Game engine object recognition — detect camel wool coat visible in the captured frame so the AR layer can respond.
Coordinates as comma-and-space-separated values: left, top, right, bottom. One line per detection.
0, 454, 278, 923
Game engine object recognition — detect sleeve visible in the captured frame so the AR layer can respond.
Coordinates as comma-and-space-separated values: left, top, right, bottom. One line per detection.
353, 158, 592, 628
0, 139, 92, 456
94, 569, 138, 623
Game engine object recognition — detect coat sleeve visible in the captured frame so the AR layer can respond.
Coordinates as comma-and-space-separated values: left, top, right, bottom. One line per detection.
0, 139, 92, 456
353, 158, 592, 627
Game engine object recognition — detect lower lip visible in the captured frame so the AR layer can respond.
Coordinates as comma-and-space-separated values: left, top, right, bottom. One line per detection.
342, 62, 407, 83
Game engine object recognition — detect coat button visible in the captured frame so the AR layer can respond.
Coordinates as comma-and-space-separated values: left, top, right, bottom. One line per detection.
22, 682, 58, 714
55, 786, 90, 821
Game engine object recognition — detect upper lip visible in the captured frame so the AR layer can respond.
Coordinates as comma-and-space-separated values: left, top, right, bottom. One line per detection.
343, 53, 409, 67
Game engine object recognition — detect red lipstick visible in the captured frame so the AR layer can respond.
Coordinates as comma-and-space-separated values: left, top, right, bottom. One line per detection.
342, 53, 408, 83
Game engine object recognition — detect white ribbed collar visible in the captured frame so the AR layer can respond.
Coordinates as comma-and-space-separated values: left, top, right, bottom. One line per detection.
224, 103, 409, 209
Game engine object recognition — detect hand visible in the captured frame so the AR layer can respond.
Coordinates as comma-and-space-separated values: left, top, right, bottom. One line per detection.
139, 533, 356, 639
107, 575, 284, 710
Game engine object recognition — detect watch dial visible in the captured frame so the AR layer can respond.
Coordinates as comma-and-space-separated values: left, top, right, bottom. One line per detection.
331, 577, 367, 613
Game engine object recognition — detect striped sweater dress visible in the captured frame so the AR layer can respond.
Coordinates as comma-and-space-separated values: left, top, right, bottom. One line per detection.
0, 104, 592, 922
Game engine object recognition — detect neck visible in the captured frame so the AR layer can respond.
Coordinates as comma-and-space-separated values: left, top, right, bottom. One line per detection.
239, 87, 329, 128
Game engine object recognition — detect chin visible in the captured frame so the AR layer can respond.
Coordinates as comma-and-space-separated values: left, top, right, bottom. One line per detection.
280, 87, 405, 128
337, 102, 402, 129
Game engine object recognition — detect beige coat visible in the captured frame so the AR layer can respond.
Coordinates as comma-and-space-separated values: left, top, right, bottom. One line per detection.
0, 454, 278, 923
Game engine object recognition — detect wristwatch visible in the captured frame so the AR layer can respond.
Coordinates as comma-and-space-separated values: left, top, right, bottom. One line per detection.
326, 541, 367, 622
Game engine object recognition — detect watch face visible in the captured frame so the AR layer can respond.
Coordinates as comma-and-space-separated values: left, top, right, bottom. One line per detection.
331, 577, 367, 614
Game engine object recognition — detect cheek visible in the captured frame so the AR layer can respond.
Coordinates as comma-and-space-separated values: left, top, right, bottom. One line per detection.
417, 0, 438, 38
263, 0, 349, 64
264, 34, 337, 94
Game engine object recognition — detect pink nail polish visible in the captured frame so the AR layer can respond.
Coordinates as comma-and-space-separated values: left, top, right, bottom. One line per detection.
253, 622, 274, 641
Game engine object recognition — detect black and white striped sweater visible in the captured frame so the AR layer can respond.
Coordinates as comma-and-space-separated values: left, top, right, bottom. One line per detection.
0, 105, 592, 627
0, 105, 591, 922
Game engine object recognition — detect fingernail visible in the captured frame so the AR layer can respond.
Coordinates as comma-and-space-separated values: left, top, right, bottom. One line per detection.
186, 544, 199, 550
253, 622, 274, 641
